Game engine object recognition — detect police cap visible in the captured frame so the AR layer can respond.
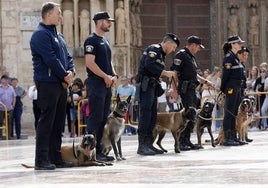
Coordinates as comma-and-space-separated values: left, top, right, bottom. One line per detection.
237, 46, 250, 54
227, 35, 245, 44
165, 33, 180, 47
93, 11, 115, 22
187, 36, 205, 49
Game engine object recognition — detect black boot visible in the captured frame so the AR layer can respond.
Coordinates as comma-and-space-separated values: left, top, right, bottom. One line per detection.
137, 135, 156, 155
223, 130, 240, 146
232, 130, 247, 145
245, 136, 253, 142
147, 136, 164, 154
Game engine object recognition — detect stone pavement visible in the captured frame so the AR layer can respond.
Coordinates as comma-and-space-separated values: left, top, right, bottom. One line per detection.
0, 130, 268, 188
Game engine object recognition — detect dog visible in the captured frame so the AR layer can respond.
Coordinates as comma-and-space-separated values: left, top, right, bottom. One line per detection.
196, 100, 215, 148
21, 134, 111, 168
236, 97, 253, 142
153, 107, 196, 153
61, 134, 112, 166
215, 97, 254, 145
101, 95, 131, 160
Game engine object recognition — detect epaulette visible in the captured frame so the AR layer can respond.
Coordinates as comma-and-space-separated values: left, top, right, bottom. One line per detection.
151, 44, 161, 48
226, 53, 231, 57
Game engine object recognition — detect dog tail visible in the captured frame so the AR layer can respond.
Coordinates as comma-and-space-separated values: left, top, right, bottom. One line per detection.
21, 163, 34, 168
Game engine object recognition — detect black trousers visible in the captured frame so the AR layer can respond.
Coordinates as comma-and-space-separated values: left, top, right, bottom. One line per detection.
35, 82, 67, 164
180, 88, 197, 145
223, 83, 241, 132
86, 78, 112, 154
33, 100, 41, 131
138, 85, 157, 137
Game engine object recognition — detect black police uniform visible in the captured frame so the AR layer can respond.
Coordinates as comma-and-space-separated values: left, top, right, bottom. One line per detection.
136, 44, 167, 155
84, 33, 115, 156
171, 47, 199, 150
220, 50, 245, 146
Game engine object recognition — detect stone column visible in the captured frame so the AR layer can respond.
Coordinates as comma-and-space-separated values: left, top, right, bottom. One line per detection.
73, 0, 79, 48
90, 0, 100, 32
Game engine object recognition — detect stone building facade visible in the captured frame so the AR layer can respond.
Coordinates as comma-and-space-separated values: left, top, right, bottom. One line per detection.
0, 0, 267, 127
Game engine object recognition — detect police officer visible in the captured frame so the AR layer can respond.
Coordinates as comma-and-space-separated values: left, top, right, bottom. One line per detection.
237, 46, 250, 98
84, 11, 118, 161
137, 33, 180, 155
220, 35, 247, 146
171, 36, 211, 151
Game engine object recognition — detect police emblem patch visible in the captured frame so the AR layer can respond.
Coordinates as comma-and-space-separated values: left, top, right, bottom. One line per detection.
85, 45, 94, 53
174, 58, 182, 65
225, 63, 232, 69
148, 51, 157, 58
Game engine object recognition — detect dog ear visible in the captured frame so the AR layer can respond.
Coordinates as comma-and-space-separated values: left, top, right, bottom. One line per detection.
127, 95, 132, 104
116, 94, 121, 103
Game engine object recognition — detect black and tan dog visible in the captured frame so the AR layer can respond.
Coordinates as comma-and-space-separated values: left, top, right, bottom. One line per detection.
215, 97, 254, 145
236, 97, 253, 142
61, 134, 112, 166
153, 107, 196, 153
21, 134, 111, 168
101, 95, 131, 160
196, 100, 215, 148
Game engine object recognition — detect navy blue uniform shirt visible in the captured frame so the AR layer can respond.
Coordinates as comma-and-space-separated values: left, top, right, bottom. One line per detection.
220, 50, 244, 92
171, 47, 198, 83
138, 44, 166, 78
84, 33, 113, 78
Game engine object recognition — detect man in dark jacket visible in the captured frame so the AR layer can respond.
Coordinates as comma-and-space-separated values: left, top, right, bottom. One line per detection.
30, 2, 75, 170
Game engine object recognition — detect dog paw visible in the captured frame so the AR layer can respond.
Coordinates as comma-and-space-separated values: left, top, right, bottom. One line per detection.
105, 162, 113, 166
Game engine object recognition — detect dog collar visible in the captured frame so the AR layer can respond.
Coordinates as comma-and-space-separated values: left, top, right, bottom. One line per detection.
113, 111, 125, 118
198, 114, 212, 121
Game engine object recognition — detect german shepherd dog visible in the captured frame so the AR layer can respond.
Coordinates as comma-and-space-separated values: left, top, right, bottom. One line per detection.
153, 107, 196, 153
61, 134, 112, 166
236, 97, 253, 142
101, 95, 131, 160
196, 100, 215, 148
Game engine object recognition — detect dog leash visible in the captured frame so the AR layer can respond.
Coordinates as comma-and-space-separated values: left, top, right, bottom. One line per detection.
169, 76, 184, 111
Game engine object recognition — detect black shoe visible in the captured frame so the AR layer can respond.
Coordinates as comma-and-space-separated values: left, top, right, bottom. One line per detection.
148, 145, 164, 154
180, 144, 191, 151
96, 153, 115, 162
35, 161, 56, 170
223, 139, 240, 146
137, 145, 156, 155
55, 161, 74, 168
245, 137, 253, 142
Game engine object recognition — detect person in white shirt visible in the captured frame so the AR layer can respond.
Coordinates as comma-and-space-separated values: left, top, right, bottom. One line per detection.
28, 83, 41, 130
157, 79, 167, 112
260, 77, 268, 130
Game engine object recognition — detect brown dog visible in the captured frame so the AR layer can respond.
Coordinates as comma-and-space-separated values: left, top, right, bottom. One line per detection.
236, 98, 253, 142
61, 134, 112, 166
153, 107, 196, 153
215, 97, 254, 145
196, 100, 215, 148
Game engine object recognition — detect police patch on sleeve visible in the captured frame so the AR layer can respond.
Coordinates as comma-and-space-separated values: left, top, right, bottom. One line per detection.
85, 45, 94, 53
225, 63, 232, 69
148, 51, 157, 58
173, 58, 182, 65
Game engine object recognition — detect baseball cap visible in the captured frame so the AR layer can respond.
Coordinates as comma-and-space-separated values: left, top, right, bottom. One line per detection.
187, 36, 205, 49
165, 33, 180, 47
93, 11, 115, 22
227, 35, 245, 44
